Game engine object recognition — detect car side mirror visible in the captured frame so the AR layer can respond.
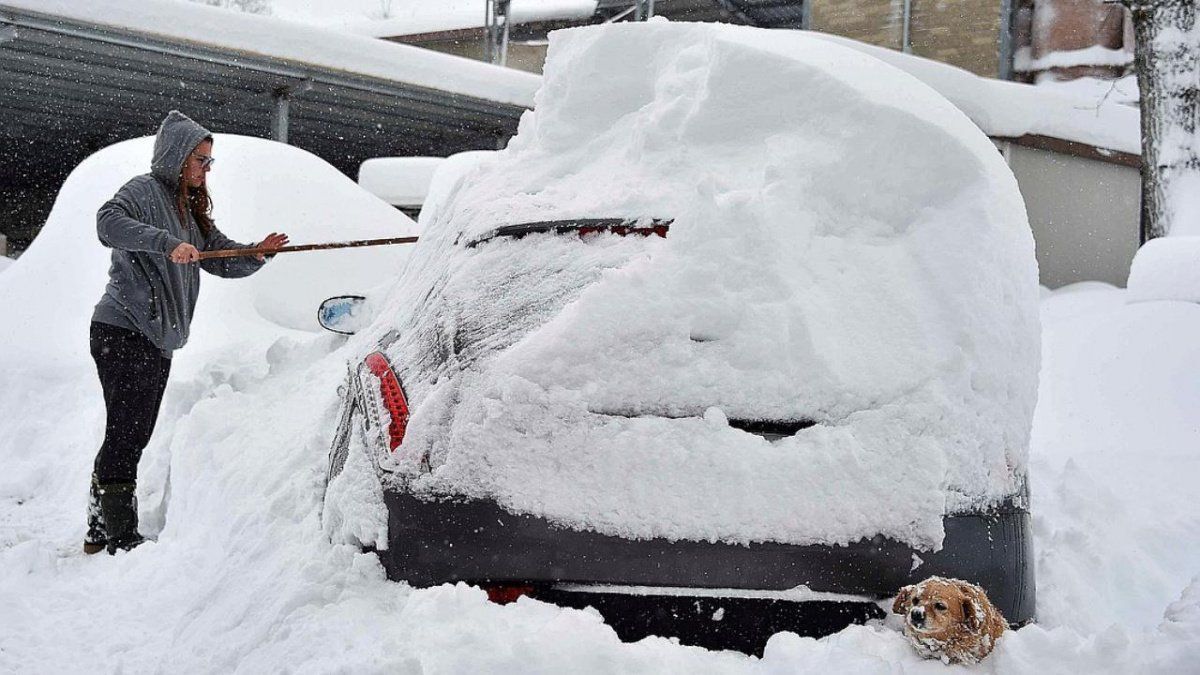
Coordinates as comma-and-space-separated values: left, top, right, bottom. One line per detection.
318, 295, 370, 335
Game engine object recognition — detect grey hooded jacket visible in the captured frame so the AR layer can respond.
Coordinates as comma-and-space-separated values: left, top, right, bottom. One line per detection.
92, 111, 265, 355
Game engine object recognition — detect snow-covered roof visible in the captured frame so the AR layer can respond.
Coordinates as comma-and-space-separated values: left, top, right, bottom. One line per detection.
1, 0, 541, 108
332, 0, 599, 39
809, 33, 1140, 156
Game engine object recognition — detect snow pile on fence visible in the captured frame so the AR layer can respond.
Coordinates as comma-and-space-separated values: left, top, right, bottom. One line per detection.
1035, 74, 1140, 107
373, 22, 1041, 550
1014, 45, 1134, 72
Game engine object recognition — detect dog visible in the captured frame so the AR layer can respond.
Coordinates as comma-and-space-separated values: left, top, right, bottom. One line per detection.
892, 576, 1008, 664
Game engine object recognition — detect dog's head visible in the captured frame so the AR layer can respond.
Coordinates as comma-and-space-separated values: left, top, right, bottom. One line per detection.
893, 577, 989, 638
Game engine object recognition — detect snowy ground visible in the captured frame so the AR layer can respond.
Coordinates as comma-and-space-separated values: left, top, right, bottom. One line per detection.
1, 273, 1197, 671
0, 25, 1196, 673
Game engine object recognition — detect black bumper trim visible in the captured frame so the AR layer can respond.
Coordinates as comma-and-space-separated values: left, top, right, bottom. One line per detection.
380, 492, 1035, 624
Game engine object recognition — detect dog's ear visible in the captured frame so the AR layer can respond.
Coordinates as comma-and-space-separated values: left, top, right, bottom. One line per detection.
957, 583, 982, 630
961, 597, 979, 630
893, 586, 914, 615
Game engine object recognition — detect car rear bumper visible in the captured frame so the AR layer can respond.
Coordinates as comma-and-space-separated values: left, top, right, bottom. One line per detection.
536, 586, 884, 654
379, 491, 1035, 625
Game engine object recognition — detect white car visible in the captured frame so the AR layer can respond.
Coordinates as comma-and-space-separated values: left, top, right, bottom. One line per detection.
322, 22, 1040, 652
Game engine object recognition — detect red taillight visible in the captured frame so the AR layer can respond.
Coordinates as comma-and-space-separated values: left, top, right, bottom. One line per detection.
485, 585, 535, 605
364, 351, 409, 452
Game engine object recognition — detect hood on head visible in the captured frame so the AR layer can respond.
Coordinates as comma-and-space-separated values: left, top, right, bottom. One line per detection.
151, 110, 212, 189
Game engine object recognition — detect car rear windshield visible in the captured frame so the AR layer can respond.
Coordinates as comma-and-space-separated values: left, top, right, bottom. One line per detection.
399, 218, 671, 380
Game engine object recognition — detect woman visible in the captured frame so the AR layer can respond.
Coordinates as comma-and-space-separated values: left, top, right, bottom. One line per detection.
85, 110, 288, 554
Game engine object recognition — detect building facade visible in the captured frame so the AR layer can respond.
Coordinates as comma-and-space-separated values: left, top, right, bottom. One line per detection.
383, 0, 1135, 83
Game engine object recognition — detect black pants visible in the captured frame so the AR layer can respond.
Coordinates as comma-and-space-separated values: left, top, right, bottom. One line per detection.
91, 321, 172, 485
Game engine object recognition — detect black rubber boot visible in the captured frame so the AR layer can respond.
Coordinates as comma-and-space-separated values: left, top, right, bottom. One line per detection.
83, 473, 107, 555
98, 483, 145, 554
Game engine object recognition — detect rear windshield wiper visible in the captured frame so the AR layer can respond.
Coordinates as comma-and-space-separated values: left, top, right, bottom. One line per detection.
727, 419, 816, 442
592, 411, 816, 442
466, 218, 672, 248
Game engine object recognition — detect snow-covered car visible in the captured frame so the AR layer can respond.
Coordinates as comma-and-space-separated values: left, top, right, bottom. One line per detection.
321, 22, 1040, 651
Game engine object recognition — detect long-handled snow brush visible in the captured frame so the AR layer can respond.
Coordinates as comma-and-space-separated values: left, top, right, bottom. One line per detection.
195, 236, 419, 261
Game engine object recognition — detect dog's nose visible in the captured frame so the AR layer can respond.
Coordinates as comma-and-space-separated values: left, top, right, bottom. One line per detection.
910, 609, 925, 625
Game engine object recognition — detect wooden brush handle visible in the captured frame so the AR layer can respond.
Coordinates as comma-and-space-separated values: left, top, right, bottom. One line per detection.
196, 236, 420, 260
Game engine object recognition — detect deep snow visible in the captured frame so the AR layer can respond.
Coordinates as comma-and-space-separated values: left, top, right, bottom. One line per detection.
1, 23, 1198, 675
2, 226, 1198, 671
361, 22, 1040, 551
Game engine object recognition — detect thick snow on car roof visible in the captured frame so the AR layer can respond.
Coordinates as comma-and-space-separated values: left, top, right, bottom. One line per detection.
371, 22, 1040, 550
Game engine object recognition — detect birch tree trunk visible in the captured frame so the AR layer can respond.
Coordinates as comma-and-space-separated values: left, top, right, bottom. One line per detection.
1123, 0, 1199, 240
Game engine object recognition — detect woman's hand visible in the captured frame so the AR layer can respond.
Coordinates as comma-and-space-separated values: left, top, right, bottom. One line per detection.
169, 242, 200, 264
255, 232, 290, 261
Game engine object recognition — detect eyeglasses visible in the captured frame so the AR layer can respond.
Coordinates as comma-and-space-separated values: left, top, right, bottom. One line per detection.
191, 153, 215, 169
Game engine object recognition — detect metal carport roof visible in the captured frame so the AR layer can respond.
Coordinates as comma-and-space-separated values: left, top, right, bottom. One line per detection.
0, 1, 537, 248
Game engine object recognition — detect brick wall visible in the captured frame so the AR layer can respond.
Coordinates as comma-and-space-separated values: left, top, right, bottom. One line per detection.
909, 0, 1002, 78
810, 0, 904, 50
810, 0, 1003, 78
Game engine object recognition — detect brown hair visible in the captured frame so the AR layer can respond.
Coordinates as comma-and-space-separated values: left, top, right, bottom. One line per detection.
177, 178, 214, 237
176, 137, 215, 236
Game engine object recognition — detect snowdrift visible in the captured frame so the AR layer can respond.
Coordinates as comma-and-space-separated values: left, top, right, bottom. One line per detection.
1127, 236, 1200, 304
368, 22, 1041, 550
